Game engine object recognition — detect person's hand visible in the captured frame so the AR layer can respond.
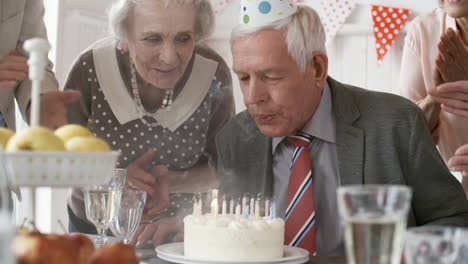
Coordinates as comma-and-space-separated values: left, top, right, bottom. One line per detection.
430, 81, 468, 118
126, 149, 157, 198
130, 217, 183, 248
448, 144, 468, 177
0, 50, 28, 89
37, 90, 81, 129
144, 164, 169, 217
126, 150, 169, 215
436, 28, 468, 83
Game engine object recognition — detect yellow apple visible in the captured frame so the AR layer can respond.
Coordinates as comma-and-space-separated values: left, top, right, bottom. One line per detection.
0, 128, 15, 149
65, 136, 111, 152
6, 127, 65, 152
55, 124, 93, 143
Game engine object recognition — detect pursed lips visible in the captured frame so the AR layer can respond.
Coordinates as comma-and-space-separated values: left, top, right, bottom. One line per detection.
253, 113, 276, 122
152, 67, 177, 73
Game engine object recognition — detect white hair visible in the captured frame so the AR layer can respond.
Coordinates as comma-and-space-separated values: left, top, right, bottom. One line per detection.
231, 5, 326, 72
108, 0, 215, 42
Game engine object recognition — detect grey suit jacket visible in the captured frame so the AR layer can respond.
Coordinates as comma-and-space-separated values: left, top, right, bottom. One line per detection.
216, 77, 468, 227
0, 0, 57, 129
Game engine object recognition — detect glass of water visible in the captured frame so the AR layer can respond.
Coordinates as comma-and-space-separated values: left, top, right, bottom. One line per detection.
110, 189, 146, 244
337, 185, 412, 264
404, 226, 465, 264
84, 168, 126, 246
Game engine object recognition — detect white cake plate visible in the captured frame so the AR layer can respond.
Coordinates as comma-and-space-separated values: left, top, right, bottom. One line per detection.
156, 243, 309, 264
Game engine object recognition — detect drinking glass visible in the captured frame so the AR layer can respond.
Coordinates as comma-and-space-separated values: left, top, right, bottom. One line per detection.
404, 226, 464, 264
84, 168, 126, 246
337, 185, 412, 264
110, 189, 146, 243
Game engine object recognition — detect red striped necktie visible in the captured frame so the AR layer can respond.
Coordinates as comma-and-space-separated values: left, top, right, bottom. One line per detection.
284, 132, 316, 255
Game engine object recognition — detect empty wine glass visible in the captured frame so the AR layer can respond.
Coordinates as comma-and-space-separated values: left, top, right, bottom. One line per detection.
83, 168, 126, 246
110, 189, 146, 244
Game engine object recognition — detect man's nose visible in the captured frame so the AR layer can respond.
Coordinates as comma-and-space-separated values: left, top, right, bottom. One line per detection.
243, 78, 266, 105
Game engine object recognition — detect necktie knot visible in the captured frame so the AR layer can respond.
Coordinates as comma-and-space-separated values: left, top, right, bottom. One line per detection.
287, 132, 312, 148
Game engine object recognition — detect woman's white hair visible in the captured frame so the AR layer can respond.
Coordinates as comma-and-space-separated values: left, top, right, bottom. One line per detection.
108, 0, 215, 42
231, 5, 326, 72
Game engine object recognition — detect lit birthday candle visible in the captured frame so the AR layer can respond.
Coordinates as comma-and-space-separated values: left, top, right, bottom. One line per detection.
270, 201, 277, 219
242, 195, 248, 212
192, 197, 198, 216
197, 193, 203, 215
250, 197, 255, 216
265, 198, 270, 218
255, 197, 260, 219
243, 205, 249, 219
222, 195, 227, 216
211, 189, 219, 218
229, 197, 235, 215
235, 202, 241, 222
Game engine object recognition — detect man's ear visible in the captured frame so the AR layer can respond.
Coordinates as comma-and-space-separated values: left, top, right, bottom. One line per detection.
310, 53, 328, 86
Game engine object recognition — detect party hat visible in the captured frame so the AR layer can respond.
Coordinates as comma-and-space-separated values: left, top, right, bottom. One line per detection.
240, 0, 298, 27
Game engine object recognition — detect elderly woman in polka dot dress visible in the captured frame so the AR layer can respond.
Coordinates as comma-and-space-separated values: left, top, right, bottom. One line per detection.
64, 0, 234, 246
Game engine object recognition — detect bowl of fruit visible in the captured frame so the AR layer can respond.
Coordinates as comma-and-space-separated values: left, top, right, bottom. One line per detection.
0, 125, 119, 187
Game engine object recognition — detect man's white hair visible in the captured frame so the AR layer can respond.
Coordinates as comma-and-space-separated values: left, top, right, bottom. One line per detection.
231, 5, 326, 72
108, 0, 214, 42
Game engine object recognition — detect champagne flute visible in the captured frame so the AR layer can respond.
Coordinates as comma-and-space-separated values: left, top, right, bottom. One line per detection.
83, 168, 126, 246
110, 189, 146, 244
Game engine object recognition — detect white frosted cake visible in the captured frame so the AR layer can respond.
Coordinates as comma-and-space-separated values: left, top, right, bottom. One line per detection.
184, 214, 285, 261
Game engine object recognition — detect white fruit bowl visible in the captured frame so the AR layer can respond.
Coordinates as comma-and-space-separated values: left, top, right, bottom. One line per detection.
0, 151, 120, 187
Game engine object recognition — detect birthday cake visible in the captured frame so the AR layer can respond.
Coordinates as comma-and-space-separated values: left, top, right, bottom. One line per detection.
183, 190, 284, 261
184, 214, 284, 261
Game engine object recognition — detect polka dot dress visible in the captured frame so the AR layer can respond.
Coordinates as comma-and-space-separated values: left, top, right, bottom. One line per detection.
67, 47, 233, 220
372, 5, 410, 62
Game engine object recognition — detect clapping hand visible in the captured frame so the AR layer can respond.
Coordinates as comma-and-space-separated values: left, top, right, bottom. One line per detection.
435, 28, 468, 83
449, 144, 468, 177
0, 50, 27, 89
428, 29, 468, 118
431, 81, 468, 118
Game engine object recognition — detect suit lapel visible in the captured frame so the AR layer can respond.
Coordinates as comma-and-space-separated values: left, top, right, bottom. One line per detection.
328, 77, 365, 186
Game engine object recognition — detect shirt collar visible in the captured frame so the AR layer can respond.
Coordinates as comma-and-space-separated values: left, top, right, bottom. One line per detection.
272, 81, 336, 154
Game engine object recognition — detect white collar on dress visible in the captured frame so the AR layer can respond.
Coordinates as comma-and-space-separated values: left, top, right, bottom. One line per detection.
92, 37, 219, 131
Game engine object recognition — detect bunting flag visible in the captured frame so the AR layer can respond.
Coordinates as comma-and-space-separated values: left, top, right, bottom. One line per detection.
319, 0, 357, 43
371, 5, 410, 63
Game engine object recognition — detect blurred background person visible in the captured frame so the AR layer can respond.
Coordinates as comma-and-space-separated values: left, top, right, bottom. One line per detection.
399, 0, 468, 193
64, 0, 235, 247
0, 0, 80, 130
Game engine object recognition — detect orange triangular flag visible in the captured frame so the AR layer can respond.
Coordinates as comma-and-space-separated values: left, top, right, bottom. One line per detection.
371, 5, 410, 63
